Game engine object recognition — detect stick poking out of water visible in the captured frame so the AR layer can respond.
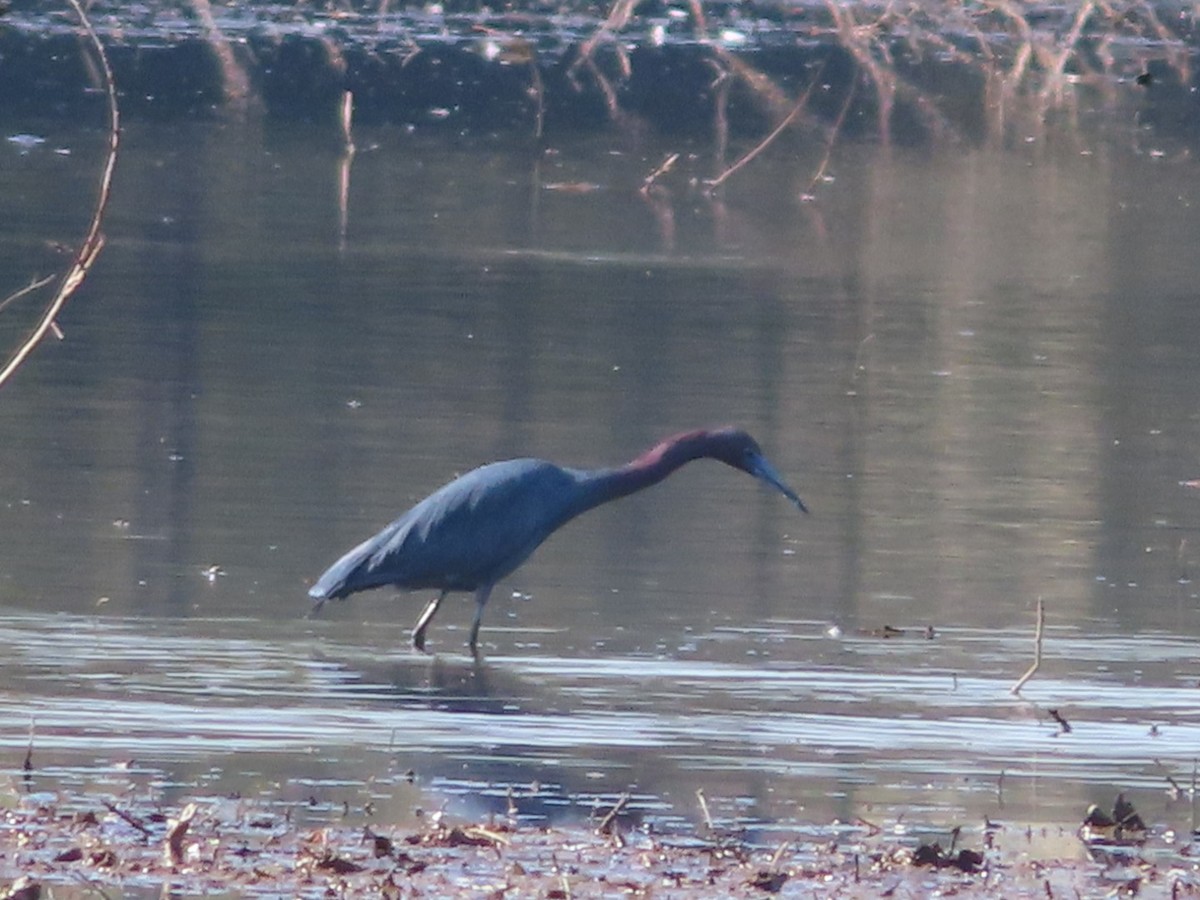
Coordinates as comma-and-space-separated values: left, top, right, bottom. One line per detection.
596, 792, 630, 835
1010, 597, 1045, 695
164, 803, 198, 866
696, 788, 714, 831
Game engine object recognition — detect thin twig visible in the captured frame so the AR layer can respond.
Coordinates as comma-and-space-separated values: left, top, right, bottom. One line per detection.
1010, 597, 1045, 695
0, 0, 118, 389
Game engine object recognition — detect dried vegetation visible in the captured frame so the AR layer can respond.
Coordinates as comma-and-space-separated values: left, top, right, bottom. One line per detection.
0, 788, 1189, 898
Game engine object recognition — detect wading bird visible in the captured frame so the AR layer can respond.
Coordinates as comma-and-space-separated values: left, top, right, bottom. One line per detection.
308, 427, 806, 653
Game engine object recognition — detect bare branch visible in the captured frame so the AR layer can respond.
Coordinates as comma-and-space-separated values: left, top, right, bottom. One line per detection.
0, 0, 119, 389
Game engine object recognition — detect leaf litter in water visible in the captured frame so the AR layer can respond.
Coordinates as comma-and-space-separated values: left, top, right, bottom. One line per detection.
1, 789, 1198, 897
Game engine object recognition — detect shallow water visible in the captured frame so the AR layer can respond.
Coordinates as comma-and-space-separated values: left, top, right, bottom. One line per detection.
2, 112, 1200, 841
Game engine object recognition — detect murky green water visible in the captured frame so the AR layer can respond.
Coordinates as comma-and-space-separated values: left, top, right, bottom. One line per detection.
2, 114, 1200, 841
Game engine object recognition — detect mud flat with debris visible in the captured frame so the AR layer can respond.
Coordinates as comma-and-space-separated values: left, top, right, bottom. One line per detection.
0, 788, 1196, 898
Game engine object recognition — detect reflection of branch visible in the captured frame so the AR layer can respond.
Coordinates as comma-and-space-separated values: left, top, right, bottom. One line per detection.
802, 67, 857, 199
825, 1, 896, 144
640, 152, 679, 195
579, 51, 629, 128
705, 65, 823, 193
0, 0, 118, 389
710, 47, 795, 124
570, 0, 638, 79
1040, 0, 1096, 106
337, 93, 354, 250
188, 0, 251, 106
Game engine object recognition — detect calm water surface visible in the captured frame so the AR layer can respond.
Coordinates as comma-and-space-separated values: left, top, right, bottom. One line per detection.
2, 116, 1200, 841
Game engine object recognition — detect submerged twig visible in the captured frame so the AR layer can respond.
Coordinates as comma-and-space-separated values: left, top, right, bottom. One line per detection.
1010, 597, 1045, 695
102, 800, 153, 839
0, 0, 119, 389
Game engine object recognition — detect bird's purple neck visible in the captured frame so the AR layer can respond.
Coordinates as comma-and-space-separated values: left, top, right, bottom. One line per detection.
623, 428, 716, 485
570, 429, 722, 513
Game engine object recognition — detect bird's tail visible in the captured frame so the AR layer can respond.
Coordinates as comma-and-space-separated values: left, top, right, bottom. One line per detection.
308, 534, 386, 616
306, 583, 337, 618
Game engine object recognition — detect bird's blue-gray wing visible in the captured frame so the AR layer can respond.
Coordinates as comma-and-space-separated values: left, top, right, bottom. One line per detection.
309, 460, 580, 600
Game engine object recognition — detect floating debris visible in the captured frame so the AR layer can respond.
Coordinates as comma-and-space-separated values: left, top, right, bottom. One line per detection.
6, 134, 45, 152
1080, 794, 1147, 846
0, 788, 1188, 897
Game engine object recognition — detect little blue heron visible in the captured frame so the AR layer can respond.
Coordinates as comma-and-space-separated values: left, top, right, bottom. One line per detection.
308, 427, 806, 653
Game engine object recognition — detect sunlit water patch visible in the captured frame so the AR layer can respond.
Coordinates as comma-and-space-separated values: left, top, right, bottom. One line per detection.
1, 612, 1197, 837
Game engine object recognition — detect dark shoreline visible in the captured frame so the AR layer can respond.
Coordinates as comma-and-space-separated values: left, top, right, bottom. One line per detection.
1, 1, 1196, 146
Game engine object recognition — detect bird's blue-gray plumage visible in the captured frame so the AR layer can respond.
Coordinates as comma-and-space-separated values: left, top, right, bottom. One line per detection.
310, 459, 594, 600
308, 427, 806, 654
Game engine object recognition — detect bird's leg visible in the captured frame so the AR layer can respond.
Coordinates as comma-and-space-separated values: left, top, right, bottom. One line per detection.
468, 584, 495, 655
412, 590, 447, 652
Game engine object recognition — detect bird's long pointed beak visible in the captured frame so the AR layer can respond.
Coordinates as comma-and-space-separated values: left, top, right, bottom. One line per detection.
748, 454, 808, 513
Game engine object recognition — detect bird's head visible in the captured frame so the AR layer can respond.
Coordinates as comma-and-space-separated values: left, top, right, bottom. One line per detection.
705, 427, 808, 513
